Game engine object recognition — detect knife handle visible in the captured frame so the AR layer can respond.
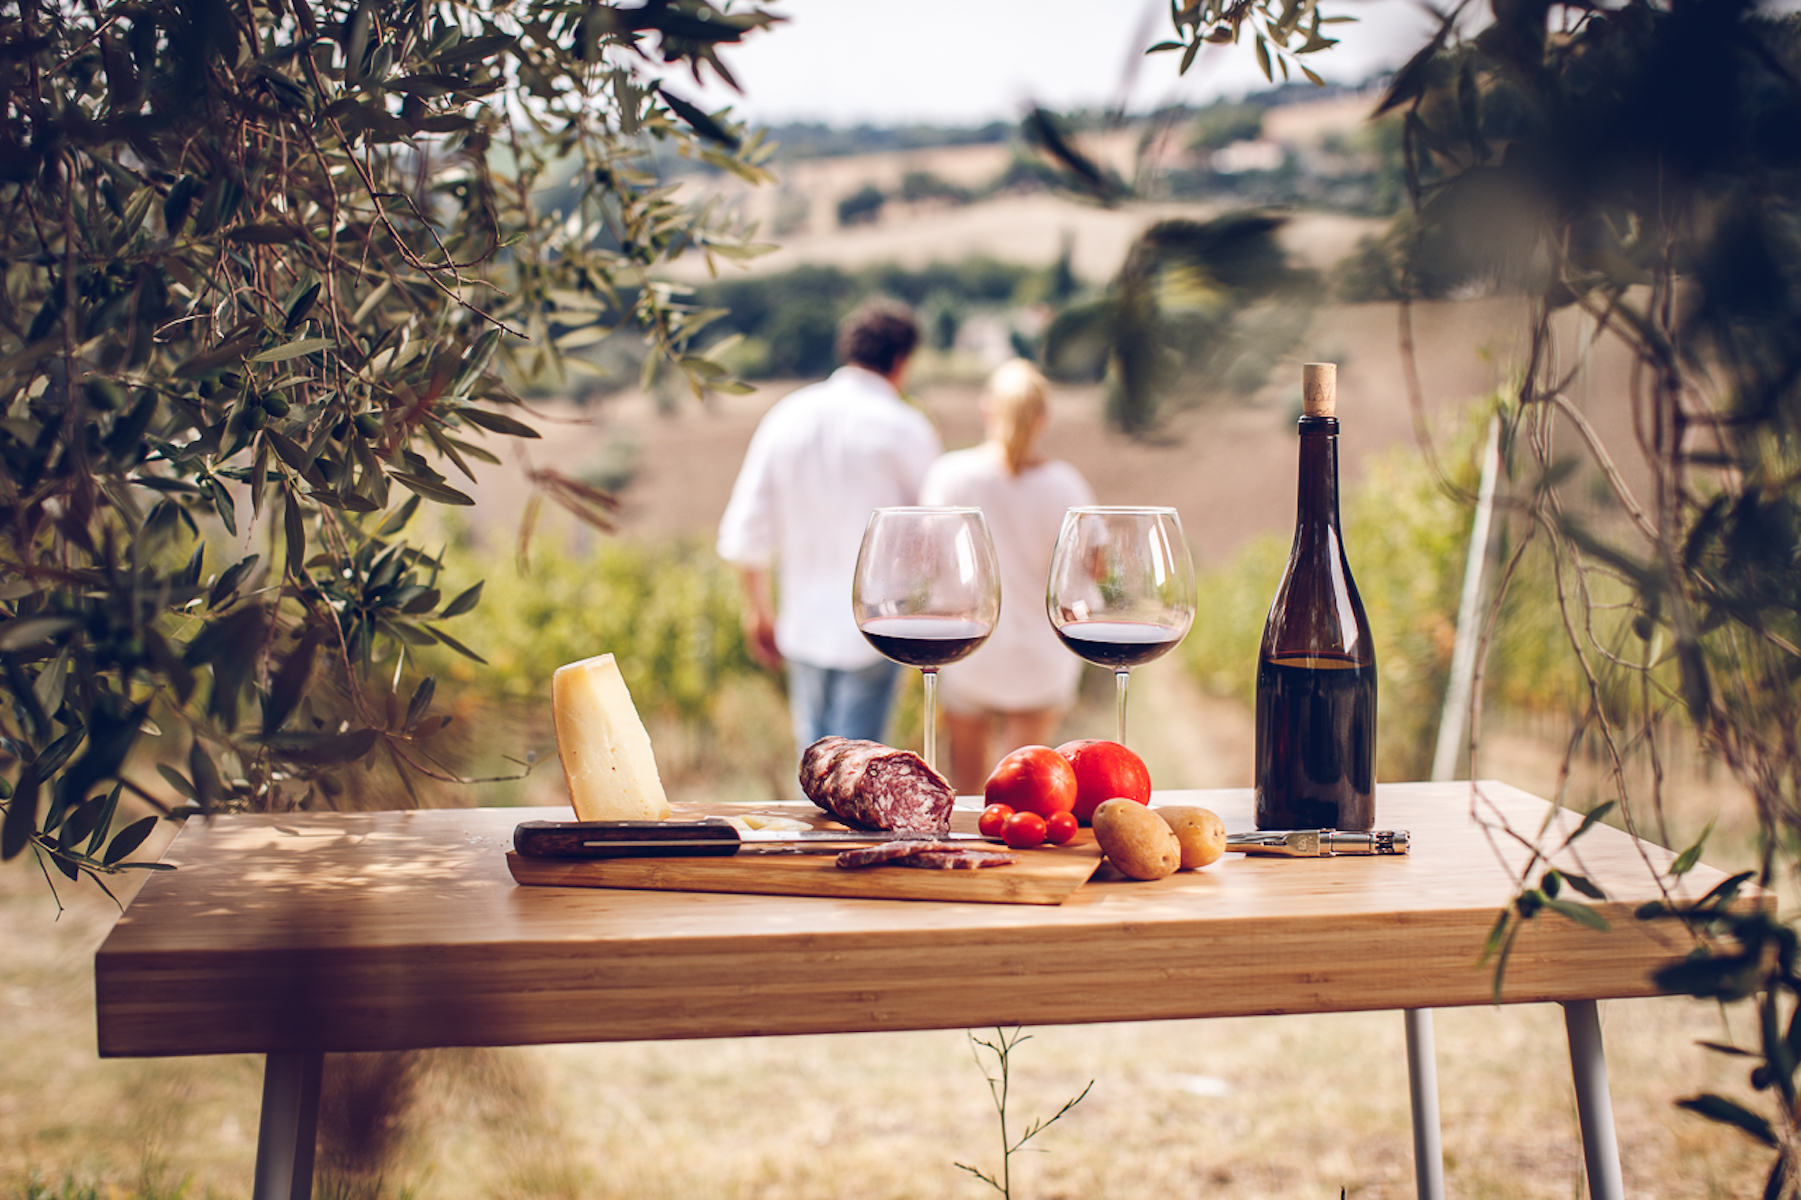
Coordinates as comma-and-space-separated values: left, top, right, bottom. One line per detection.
513, 820, 742, 859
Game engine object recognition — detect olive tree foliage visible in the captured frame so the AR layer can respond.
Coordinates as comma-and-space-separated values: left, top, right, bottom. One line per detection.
1148, 0, 1801, 1179
1025, 0, 1347, 436
1151, 0, 1349, 84
0, 0, 776, 893
1039, 209, 1318, 434
1328, 0, 1801, 1187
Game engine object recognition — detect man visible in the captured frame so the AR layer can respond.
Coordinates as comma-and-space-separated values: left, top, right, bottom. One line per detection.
717, 300, 941, 756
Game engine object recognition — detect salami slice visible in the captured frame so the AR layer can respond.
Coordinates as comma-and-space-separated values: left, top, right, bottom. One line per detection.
835, 840, 964, 868
892, 849, 1018, 870
835, 842, 1018, 870
799, 737, 955, 832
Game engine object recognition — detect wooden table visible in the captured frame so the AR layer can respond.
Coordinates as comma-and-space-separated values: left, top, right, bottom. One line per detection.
95, 782, 1723, 1200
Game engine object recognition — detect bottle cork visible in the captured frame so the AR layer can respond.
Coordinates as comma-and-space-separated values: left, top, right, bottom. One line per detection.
1302, 363, 1336, 417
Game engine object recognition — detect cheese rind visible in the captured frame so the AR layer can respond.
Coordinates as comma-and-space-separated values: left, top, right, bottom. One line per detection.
551, 653, 672, 821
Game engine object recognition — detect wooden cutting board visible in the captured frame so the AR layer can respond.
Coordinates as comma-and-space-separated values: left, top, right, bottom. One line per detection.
506, 801, 1104, 905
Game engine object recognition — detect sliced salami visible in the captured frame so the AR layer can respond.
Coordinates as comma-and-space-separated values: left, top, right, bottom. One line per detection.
892, 849, 1018, 870
835, 842, 1018, 870
835, 840, 964, 869
799, 737, 955, 832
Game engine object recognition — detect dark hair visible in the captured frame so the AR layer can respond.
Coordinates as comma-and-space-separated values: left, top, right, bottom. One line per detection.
836, 300, 920, 376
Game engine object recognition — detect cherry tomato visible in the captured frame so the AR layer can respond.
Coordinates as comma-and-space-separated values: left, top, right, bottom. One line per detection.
978, 804, 1014, 840
1044, 811, 1079, 845
1002, 810, 1048, 849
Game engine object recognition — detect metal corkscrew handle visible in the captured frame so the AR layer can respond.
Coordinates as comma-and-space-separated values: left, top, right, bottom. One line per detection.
1226, 830, 1411, 857
1325, 830, 1408, 855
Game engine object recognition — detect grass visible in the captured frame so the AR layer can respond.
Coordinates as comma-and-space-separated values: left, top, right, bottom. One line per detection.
0, 939, 1775, 1199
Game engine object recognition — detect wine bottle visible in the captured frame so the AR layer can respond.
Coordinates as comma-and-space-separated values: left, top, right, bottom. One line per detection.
1254, 363, 1377, 831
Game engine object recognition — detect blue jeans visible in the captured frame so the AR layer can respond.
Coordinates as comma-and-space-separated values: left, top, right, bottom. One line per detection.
786, 658, 900, 755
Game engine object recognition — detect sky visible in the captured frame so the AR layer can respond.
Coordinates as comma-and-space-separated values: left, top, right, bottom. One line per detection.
687, 0, 1441, 128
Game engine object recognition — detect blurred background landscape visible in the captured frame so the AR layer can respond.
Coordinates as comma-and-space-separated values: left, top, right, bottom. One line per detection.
1, 2, 1772, 1195
400, 78, 1733, 844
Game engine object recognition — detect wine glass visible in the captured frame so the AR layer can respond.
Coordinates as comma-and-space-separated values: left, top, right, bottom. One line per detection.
1046, 506, 1195, 745
853, 507, 1001, 775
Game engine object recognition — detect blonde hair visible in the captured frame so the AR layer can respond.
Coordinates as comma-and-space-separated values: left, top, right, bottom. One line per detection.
984, 359, 1049, 476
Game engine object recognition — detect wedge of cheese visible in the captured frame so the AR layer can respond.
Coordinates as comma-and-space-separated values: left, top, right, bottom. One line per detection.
551, 653, 671, 821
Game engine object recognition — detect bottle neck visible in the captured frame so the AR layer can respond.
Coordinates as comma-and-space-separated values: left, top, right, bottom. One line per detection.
1295, 415, 1342, 533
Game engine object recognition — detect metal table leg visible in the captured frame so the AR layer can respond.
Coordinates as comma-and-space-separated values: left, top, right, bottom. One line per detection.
1404, 1008, 1446, 1200
1562, 999, 1625, 1200
253, 1051, 323, 1200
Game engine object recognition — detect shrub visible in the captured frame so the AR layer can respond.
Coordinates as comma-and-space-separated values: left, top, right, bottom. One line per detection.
426, 531, 755, 720
414, 525, 798, 802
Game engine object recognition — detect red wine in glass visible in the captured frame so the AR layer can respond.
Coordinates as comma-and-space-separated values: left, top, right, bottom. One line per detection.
1046, 507, 1195, 745
1053, 619, 1187, 669
857, 616, 993, 669
1254, 651, 1376, 831
852, 508, 1001, 773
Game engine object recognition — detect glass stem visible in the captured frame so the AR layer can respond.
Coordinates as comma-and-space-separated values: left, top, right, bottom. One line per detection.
1115, 668, 1130, 745
921, 668, 939, 774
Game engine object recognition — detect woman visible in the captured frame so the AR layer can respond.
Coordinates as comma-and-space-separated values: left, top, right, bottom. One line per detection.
919, 359, 1096, 794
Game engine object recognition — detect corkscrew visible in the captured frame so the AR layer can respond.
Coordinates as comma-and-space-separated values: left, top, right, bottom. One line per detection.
1227, 830, 1409, 857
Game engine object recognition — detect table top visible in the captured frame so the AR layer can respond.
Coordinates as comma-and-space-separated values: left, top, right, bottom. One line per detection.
94, 781, 1730, 1058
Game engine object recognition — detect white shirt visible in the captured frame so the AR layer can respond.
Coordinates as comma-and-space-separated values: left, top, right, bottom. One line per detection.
919, 444, 1096, 712
717, 367, 943, 669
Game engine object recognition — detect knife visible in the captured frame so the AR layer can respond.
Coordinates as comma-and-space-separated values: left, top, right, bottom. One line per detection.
1227, 830, 1409, 857
514, 819, 988, 860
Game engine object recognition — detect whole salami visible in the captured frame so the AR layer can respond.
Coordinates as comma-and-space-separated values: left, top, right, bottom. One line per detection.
799, 736, 955, 832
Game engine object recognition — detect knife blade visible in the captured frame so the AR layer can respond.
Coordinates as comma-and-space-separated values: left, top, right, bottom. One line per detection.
1226, 830, 1409, 857
513, 819, 987, 860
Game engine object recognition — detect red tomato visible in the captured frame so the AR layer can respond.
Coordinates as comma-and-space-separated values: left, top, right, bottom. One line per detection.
1044, 811, 1079, 845
1056, 739, 1153, 824
983, 746, 1079, 819
1002, 810, 1048, 849
977, 804, 1014, 839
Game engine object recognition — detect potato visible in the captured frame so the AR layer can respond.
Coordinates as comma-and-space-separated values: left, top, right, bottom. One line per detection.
1092, 798, 1181, 881
1158, 806, 1227, 870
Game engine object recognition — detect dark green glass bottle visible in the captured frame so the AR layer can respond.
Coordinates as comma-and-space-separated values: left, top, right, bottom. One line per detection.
1255, 363, 1377, 831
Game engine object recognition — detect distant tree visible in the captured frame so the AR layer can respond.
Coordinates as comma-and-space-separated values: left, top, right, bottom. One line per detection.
1187, 102, 1266, 151
697, 260, 1034, 379
757, 299, 841, 377
836, 184, 887, 226
900, 170, 974, 206
1044, 237, 1080, 306
761, 120, 1011, 161
925, 292, 962, 352
0, 0, 776, 888
986, 154, 1064, 195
